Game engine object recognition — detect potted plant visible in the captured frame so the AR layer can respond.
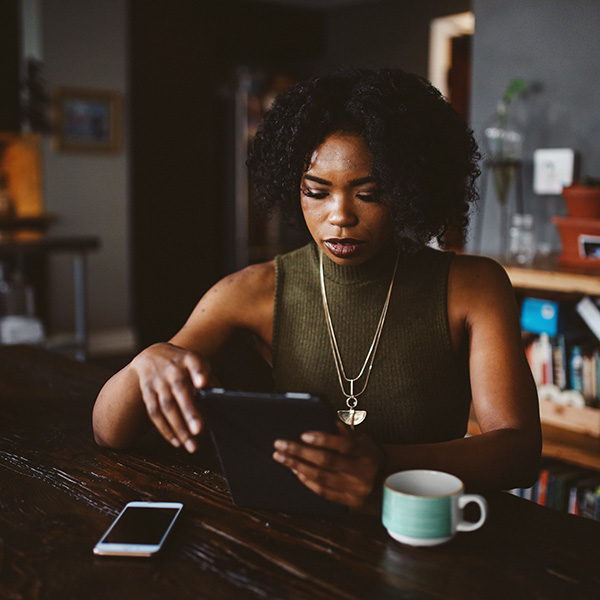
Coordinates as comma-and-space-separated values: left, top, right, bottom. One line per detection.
562, 177, 600, 219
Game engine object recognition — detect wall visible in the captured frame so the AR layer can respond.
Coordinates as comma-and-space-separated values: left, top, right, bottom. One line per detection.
41, 0, 132, 353
469, 0, 600, 255
0, 1, 21, 130
128, 1, 325, 347
35, 0, 471, 353
37, 0, 599, 353
305, 0, 471, 77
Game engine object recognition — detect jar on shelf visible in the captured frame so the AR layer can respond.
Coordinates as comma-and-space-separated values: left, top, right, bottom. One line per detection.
483, 100, 524, 258
509, 213, 536, 265
483, 100, 523, 166
0, 263, 44, 344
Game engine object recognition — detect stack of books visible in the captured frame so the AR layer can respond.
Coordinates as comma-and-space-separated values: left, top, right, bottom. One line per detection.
511, 457, 600, 521
521, 296, 600, 409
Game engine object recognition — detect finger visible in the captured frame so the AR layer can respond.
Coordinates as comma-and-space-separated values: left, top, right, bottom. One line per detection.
182, 352, 211, 390
297, 429, 356, 455
140, 386, 181, 448
154, 383, 197, 453
273, 440, 363, 479
273, 440, 340, 471
276, 456, 366, 508
169, 374, 203, 436
274, 438, 381, 487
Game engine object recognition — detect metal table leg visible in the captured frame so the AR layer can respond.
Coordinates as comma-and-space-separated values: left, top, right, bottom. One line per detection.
73, 252, 87, 361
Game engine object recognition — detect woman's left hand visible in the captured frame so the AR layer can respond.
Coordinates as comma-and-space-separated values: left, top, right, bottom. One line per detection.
273, 423, 385, 508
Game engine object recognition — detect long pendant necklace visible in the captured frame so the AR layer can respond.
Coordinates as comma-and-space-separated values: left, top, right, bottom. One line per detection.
319, 249, 399, 429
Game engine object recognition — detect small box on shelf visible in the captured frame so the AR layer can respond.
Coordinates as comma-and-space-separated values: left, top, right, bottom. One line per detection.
553, 216, 600, 270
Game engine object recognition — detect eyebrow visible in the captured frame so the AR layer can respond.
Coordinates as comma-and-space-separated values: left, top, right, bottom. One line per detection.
303, 175, 376, 186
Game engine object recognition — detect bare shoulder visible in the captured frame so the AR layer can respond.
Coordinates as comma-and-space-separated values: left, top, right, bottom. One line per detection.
171, 260, 275, 354
200, 260, 275, 321
209, 260, 275, 298
448, 254, 517, 319
450, 253, 512, 294
450, 252, 510, 281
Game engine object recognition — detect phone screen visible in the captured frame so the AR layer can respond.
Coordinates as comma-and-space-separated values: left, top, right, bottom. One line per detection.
94, 502, 183, 556
104, 506, 179, 544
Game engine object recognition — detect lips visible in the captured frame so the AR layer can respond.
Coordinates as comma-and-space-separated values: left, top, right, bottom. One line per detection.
324, 238, 365, 258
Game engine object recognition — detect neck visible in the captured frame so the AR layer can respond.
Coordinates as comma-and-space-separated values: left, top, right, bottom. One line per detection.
314, 241, 400, 285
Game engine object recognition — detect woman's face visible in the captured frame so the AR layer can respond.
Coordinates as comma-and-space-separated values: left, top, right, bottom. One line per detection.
300, 132, 394, 266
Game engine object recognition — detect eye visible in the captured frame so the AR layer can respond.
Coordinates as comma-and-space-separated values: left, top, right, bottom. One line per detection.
302, 188, 328, 200
356, 191, 381, 203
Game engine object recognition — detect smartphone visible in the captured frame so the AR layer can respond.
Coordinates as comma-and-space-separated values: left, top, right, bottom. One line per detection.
93, 501, 183, 557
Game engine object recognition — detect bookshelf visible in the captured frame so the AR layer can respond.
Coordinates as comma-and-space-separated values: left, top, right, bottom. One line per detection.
499, 254, 600, 471
541, 422, 600, 472
501, 254, 600, 297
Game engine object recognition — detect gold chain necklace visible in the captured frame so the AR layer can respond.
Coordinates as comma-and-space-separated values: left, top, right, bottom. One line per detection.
319, 249, 399, 428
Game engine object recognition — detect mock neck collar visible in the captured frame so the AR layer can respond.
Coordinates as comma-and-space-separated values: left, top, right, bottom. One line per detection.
309, 242, 401, 285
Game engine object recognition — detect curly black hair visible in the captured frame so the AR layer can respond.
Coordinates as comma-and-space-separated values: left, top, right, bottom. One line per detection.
246, 68, 480, 251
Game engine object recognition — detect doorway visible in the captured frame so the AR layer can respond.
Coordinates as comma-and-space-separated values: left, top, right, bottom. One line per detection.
429, 12, 474, 120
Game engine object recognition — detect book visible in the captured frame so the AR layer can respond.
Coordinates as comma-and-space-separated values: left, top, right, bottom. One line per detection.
569, 345, 584, 393
542, 464, 579, 509
548, 468, 589, 512
568, 475, 600, 517
552, 334, 568, 390
576, 296, 600, 343
521, 298, 559, 336
534, 458, 563, 506
580, 484, 600, 520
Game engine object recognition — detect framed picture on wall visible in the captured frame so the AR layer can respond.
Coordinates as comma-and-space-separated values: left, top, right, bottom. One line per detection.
52, 88, 122, 152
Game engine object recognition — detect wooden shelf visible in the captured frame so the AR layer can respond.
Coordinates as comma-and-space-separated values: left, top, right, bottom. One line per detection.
499, 254, 600, 296
542, 422, 600, 471
483, 254, 600, 471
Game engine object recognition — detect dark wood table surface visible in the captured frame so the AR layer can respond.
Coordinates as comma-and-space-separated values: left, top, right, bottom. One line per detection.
1, 345, 600, 600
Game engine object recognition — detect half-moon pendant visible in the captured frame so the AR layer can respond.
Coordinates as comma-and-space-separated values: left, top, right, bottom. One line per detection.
337, 408, 367, 429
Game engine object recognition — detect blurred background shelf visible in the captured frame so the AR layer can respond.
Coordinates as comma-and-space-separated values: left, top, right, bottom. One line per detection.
500, 254, 600, 297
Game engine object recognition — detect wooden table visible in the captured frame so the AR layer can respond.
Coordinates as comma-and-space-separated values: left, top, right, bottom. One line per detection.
1, 346, 600, 599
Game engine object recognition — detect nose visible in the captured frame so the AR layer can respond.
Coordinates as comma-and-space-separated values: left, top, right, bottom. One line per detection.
328, 193, 358, 228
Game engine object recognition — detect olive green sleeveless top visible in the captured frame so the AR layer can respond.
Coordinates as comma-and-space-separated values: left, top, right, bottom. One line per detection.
273, 243, 471, 444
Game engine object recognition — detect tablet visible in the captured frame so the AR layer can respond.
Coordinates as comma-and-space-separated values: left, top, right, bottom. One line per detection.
196, 388, 346, 515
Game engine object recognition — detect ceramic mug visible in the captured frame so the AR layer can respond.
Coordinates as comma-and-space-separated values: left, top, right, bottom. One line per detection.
382, 469, 487, 547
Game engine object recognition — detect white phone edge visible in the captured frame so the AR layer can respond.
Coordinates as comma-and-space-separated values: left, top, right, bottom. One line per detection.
93, 501, 184, 557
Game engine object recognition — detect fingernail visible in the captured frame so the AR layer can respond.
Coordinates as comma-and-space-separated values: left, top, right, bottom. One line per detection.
185, 439, 197, 453
301, 433, 317, 443
189, 418, 201, 435
171, 438, 181, 448
274, 440, 287, 451
273, 451, 285, 463
193, 374, 204, 388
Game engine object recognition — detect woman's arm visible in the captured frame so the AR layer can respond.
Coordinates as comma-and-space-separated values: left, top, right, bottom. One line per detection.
376, 255, 541, 490
273, 255, 542, 505
92, 262, 275, 451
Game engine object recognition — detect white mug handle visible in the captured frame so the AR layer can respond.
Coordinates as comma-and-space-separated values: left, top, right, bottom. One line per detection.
456, 494, 487, 532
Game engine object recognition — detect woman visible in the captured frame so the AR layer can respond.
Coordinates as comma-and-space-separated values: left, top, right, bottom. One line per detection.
93, 69, 541, 507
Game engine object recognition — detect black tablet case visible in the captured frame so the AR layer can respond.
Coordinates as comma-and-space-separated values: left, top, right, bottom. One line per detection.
197, 389, 346, 515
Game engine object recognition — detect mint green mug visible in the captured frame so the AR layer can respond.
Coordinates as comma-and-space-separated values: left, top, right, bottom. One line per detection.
382, 470, 487, 546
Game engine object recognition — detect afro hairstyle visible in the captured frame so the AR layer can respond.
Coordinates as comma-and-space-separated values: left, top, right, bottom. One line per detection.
246, 68, 480, 252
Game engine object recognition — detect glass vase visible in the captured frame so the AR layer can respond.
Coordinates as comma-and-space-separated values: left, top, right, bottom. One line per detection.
483, 101, 523, 259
